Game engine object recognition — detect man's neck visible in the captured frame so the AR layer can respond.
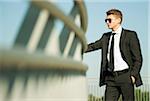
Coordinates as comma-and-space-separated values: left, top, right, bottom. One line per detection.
112, 24, 121, 31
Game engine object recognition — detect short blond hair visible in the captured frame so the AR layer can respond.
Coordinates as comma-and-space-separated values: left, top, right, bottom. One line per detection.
106, 9, 123, 23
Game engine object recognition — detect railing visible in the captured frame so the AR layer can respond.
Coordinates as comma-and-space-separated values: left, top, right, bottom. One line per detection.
31, 1, 87, 52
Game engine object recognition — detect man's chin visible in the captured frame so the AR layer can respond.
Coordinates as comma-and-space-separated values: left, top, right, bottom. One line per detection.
108, 27, 112, 29
107, 25, 111, 29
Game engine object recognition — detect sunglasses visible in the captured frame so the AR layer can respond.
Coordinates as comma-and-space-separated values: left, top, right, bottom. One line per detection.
105, 18, 112, 23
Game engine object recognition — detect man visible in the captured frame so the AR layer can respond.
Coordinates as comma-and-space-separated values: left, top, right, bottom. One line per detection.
85, 9, 143, 101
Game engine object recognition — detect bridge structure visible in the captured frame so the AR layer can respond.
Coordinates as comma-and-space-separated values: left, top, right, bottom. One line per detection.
0, 1, 88, 101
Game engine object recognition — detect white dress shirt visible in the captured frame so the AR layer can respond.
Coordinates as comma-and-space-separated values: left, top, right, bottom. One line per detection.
107, 26, 129, 71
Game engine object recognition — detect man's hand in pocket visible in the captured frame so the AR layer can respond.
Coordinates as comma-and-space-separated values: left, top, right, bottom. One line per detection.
131, 76, 135, 84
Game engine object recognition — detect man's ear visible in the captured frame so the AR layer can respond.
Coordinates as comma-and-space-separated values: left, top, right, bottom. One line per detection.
118, 18, 121, 24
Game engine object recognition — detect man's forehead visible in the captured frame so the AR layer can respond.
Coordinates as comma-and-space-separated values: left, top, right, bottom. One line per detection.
106, 14, 117, 18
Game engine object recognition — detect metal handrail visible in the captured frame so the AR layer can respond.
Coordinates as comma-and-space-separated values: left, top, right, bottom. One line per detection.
75, 0, 88, 32
32, 0, 87, 52
0, 48, 88, 72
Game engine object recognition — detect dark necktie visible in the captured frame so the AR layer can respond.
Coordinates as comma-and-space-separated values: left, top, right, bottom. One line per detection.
108, 33, 116, 72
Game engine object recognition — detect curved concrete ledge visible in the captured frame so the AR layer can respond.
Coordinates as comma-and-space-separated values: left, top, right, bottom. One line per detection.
0, 48, 88, 72
31, 1, 87, 52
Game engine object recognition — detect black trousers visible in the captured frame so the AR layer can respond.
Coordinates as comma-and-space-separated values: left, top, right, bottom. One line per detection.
104, 70, 134, 101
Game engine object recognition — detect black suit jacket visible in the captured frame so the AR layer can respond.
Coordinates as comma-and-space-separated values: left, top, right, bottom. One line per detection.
85, 28, 143, 87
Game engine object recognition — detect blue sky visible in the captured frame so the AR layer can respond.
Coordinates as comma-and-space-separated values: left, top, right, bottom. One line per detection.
0, 0, 149, 79
0, 1, 29, 48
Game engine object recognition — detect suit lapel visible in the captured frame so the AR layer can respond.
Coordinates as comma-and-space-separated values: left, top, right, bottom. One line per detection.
105, 32, 111, 58
120, 28, 126, 51
106, 32, 111, 47
120, 28, 128, 63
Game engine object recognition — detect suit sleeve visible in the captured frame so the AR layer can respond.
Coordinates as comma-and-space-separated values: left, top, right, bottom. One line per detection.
84, 35, 104, 53
129, 31, 143, 78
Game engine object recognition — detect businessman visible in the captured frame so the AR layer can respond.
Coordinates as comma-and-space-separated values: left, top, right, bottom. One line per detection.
85, 9, 143, 101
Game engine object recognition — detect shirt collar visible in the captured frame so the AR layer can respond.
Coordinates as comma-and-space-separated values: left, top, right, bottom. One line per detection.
112, 26, 122, 35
